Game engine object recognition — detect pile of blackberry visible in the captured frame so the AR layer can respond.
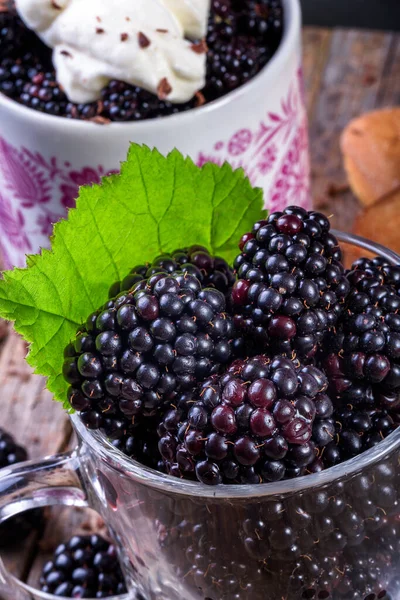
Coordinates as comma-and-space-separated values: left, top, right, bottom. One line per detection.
64, 272, 234, 437
58, 207, 400, 600
157, 354, 330, 484
62, 208, 400, 486
108, 246, 235, 300
40, 534, 127, 598
231, 207, 350, 359
0, 427, 44, 546
0, 0, 283, 121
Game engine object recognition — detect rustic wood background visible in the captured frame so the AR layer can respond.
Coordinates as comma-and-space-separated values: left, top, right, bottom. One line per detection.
0, 25, 399, 597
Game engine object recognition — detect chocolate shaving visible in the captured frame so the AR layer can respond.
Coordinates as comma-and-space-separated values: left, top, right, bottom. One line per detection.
156, 28, 168, 33
157, 77, 172, 100
96, 16, 102, 22
96, 27, 105, 34
121, 32, 129, 42
90, 115, 111, 125
60, 49, 72, 57
138, 32, 151, 48
191, 39, 208, 54
195, 91, 206, 107
51, 0, 62, 9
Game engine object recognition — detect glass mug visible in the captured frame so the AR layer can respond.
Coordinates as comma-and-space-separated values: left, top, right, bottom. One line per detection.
0, 232, 400, 600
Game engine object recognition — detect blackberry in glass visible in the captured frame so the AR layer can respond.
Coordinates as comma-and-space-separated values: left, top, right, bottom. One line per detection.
0, 427, 44, 546
40, 534, 127, 597
231, 207, 350, 359
157, 354, 331, 484
64, 273, 235, 434
108, 245, 235, 301
324, 256, 400, 415
316, 406, 398, 469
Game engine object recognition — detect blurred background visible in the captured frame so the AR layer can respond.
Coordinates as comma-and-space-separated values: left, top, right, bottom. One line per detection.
302, 0, 400, 30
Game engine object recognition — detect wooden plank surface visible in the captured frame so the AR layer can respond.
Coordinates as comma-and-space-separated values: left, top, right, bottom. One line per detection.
0, 24, 399, 596
0, 332, 71, 581
306, 28, 400, 232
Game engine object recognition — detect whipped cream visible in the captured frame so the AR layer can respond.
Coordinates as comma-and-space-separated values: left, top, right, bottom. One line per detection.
15, 0, 211, 104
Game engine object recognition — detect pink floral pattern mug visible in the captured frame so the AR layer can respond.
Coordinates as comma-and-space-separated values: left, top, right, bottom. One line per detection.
0, 0, 309, 270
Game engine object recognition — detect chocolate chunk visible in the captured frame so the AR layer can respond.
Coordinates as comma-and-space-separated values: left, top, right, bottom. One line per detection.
191, 39, 208, 54
138, 32, 151, 48
157, 77, 172, 100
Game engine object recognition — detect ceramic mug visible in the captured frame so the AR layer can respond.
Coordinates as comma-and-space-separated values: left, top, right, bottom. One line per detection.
1, 232, 400, 600
0, 0, 310, 270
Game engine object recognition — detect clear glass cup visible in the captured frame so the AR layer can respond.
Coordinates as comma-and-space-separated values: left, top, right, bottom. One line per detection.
0, 231, 399, 600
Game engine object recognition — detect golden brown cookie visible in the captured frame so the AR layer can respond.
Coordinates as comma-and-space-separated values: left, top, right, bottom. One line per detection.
341, 107, 400, 207
353, 192, 400, 256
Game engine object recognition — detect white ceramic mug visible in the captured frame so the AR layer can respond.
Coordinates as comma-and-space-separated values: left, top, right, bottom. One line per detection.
0, 0, 310, 269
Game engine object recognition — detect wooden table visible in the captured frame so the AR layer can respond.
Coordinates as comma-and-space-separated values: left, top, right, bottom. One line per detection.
0, 25, 399, 597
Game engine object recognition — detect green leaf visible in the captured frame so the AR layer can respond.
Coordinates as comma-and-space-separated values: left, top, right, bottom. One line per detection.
0, 145, 265, 408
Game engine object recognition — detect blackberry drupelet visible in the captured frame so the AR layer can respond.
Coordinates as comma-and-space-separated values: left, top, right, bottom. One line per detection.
157, 354, 331, 484
108, 245, 235, 300
324, 256, 400, 414
0, 0, 283, 121
40, 534, 127, 598
0, 427, 44, 546
64, 273, 235, 435
231, 207, 350, 359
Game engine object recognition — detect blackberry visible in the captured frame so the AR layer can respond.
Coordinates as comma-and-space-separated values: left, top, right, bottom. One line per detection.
204, 0, 283, 102
231, 207, 350, 359
317, 406, 398, 469
0, 427, 44, 546
111, 415, 161, 469
0, 1, 283, 121
64, 274, 234, 433
108, 245, 235, 300
157, 354, 330, 484
19, 64, 70, 117
336, 548, 393, 599
40, 534, 127, 597
324, 256, 400, 413
0, 2, 37, 57
149, 456, 400, 599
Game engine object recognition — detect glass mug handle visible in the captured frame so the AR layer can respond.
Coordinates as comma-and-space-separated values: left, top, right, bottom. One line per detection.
0, 449, 87, 599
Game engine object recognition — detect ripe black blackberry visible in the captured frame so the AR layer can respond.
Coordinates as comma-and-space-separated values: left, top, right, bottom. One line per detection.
205, 0, 283, 102
40, 534, 127, 598
157, 354, 331, 485
315, 405, 398, 469
0, 2, 38, 58
0, 427, 44, 546
231, 207, 350, 359
108, 245, 235, 300
324, 256, 400, 414
64, 274, 234, 435
111, 416, 161, 470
